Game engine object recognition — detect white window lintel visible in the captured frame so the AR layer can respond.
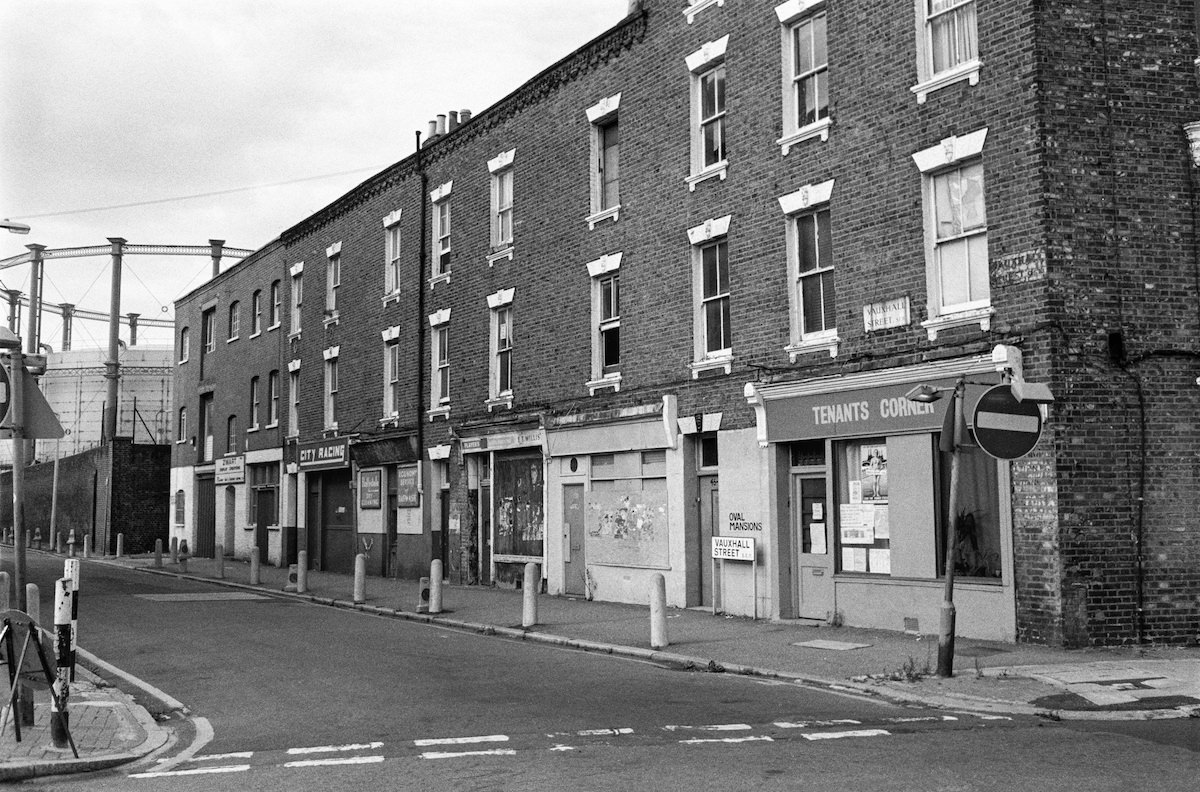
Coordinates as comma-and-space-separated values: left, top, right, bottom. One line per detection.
383, 209, 402, 227
912, 127, 989, 173
687, 215, 733, 245
323, 345, 340, 361
488, 149, 515, 173
775, 0, 825, 24
325, 241, 342, 258
428, 308, 451, 327
685, 35, 730, 73
586, 93, 622, 124
778, 179, 835, 215
290, 261, 304, 276
487, 288, 515, 309
380, 326, 401, 342
585, 252, 623, 278
430, 180, 453, 202
288, 358, 301, 372
685, 0, 724, 25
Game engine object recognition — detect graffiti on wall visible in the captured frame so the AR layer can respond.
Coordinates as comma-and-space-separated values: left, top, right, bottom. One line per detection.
585, 489, 669, 568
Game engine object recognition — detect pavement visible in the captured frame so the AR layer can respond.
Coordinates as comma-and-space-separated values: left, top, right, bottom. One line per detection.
2, 544, 1198, 780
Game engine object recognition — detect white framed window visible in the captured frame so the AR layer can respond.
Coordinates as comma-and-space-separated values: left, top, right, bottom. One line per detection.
251, 290, 262, 336
178, 327, 190, 363
226, 415, 239, 455
269, 280, 281, 329
912, 128, 991, 339
489, 150, 515, 261
325, 242, 341, 322
267, 370, 279, 427
686, 36, 730, 190
289, 263, 303, 335
779, 179, 838, 359
287, 364, 300, 438
687, 216, 733, 377
384, 340, 401, 418
430, 181, 452, 284
202, 309, 216, 354
776, 1, 830, 154
428, 308, 451, 418
911, 0, 980, 104
176, 406, 188, 443
249, 375, 261, 430
227, 301, 240, 342
486, 289, 515, 411
586, 93, 621, 228
383, 209, 402, 300
323, 346, 340, 430
585, 253, 622, 394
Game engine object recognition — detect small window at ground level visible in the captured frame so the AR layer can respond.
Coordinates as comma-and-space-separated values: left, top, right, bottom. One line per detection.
789, 439, 825, 467
698, 433, 719, 469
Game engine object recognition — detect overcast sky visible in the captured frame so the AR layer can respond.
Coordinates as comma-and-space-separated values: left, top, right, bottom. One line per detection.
0, 0, 629, 349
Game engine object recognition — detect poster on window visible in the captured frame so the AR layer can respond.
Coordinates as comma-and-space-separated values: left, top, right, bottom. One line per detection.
586, 489, 669, 568
838, 503, 875, 544
858, 444, 888, 502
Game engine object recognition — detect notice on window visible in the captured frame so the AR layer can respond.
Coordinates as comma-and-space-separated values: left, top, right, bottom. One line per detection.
873, 505, 890, 540
848, 481, 862, 504
810, 523, 827, 555
812, 502, 823, 521
869, 548, 891, 574
858, 444, 888, 503
839, 503, 874, 544
842, 547, 867, 572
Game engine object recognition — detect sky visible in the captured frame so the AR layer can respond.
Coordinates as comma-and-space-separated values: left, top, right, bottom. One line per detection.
0, 0, 630, 349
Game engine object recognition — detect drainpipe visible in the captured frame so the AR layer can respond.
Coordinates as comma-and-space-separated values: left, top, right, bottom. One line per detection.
416, 130, 427, 459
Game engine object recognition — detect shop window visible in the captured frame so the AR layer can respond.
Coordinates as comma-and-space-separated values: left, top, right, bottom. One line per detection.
937, 441, 1002, 580
834, 438, 891, 574
493, 454, 543, 558
248, 463, 279, 526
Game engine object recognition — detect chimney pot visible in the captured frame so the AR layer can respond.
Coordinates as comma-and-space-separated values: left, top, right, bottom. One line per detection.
436, 114, 447, 135
448, 110, 459, 131
460, 109, 472, 123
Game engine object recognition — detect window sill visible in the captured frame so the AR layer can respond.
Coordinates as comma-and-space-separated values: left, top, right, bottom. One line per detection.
689, 353, 733, 379
684, 0, 723, 24
265, 421, 278, 430
586, 205, 621, 230
911, 59, 982, 104
323, 312, 339, 328
429, 272, 451, 289
323, 425, 339, 436
379, 414, 400, 428
921, 306, 993, 340
778, 118, 831, 155
427, 405, 451, 421
785, 334, 839, 361
686, 161, 728, 192
248, 331, 261, 340
226, 336, 239, 344
288, 331, 302, 342
177, 359, 189, 366
247, 426, 260, 434
381, 291, 401, 307
487, 246, 514, 267
268, 323, 281, 333
486, 394, 513, 412
586, 373, 622, 395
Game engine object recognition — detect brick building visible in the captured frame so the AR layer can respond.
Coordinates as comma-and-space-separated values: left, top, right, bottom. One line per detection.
172, 0, 1200, 646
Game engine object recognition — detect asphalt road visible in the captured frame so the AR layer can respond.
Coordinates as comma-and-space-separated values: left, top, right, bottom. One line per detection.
12, 553, 1200, 791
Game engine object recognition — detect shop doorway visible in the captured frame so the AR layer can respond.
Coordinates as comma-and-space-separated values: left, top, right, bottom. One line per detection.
793, 474, 833, 620
195, 474, 215, 558
563, 484, 586, 596
698, 474, 718, 607
223, 487, 236, 554
255, 489, 274, 562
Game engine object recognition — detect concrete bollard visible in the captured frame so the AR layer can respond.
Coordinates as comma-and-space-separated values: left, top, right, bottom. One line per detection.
0, 571, 9, 610
170, 536, 179, 564
67, 530, 76, 557
297, 551, 309, 594
429, 560, 443, 614
83, 535, 91, 559
116, 533, 124, 558
154, 538, 163, 568
178, 540, 190, 573
522, 562, 539, 628
417, 576, 430, 613
650, 572, 669, 650
353, 554, 367, 604
250, 547, 261, 585
215, 544, 225, 579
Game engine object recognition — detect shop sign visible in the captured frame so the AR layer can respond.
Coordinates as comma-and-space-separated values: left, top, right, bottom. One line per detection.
863, 296, 910, 332
460, 430, 542, 453
215, 455, 245, 484
396, 464, 420, 507
359, 469, 382, 509
712, 536, 755, 561
298, 437, 349, 470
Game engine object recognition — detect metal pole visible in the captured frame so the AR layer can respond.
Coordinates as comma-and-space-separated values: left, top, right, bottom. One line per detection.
59, 303, 74, 352
103, 238, 125, 441
937, 379, 965, 678
50, 576, 72, 748
10, 346, 26, 612
49, 438, 60, 547
24, 246, 43, 469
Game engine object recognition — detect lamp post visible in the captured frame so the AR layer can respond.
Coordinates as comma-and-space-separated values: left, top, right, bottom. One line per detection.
906, 377, 967, 678
1, 219, 31, 235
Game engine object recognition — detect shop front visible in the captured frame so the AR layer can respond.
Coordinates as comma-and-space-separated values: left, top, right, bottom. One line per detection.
298, 437, 355, 574
745, 354, 1018, 641
350, 434, 421, 578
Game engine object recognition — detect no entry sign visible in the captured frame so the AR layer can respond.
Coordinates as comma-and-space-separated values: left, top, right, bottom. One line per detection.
972, 384, 1044, 460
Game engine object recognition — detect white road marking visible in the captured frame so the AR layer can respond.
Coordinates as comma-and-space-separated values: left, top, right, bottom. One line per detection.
802, 729, 891, 740
575, 727, 634, 736
885, 715, 958, 723
284, 756, 386, 768
193, 751, 255, 761
679, 736, 775, 745
414, 734, 510, 747
421, 748, 518, 760
131, 764, 251, 779
287, 741, 384, 755
550, 744, 577, 752
664, 723, 752, 732
773, 719, 862, 728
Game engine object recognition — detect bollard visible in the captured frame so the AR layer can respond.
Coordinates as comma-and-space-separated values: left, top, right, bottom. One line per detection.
429, 559, 443, 614
116, 532, 124, 558
0, 571, 9, 610
170, 536, 179, 564
522, 562, 539, 628
215, 544, 225, 579
178, 540, 190, 573
297, 551, 308, 594
284, 563, 298, 592
650, 572, 668, 650
50, 576, 73, 748
417, 576, 430, 613
250, 547, 261, 585
19, 584, 38, 728
67, 529, 76, 557
64, 559, 80, 682
154, 538, 163, 568
83, 535, 91, 559
353, 554, 367, 604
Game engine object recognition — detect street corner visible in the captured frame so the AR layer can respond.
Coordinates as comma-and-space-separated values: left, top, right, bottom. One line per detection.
1001, 659, 1200, 719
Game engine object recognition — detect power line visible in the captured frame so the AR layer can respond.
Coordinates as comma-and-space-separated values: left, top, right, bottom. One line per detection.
15, 164, 391, 220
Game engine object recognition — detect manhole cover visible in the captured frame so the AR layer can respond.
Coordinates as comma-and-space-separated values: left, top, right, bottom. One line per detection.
792, 639, 872, 651
134, 593, 271, 602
